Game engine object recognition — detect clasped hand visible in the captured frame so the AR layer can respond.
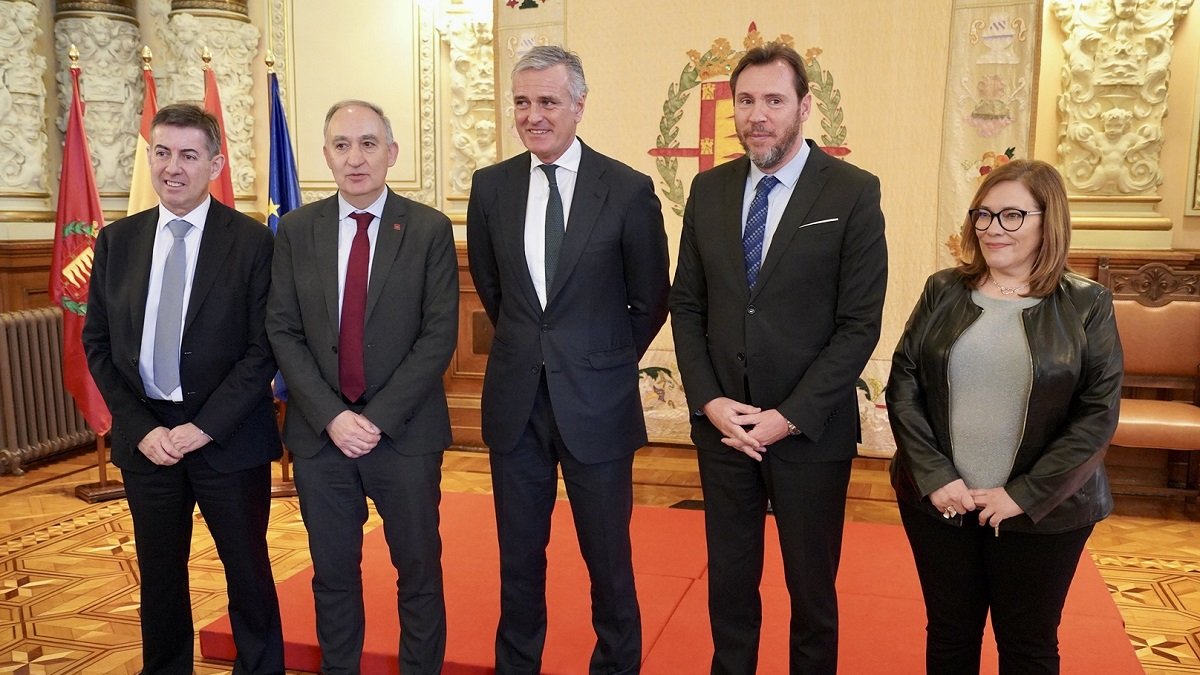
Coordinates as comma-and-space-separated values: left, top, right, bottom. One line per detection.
326, 410, 381, 458
137, 423, 211, 466
930, 479, 1024, 528
702, 396, 791, 462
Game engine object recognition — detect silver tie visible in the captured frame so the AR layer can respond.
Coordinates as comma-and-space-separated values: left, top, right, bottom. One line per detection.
153, 219, 192, 394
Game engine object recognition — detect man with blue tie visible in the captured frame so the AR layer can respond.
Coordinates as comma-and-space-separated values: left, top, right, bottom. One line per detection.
83, 103, 283, 674
670, 43, 888, 674
467, 46, 670, 674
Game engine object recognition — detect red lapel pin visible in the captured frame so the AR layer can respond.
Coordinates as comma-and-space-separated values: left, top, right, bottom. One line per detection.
392, 222, 404, 231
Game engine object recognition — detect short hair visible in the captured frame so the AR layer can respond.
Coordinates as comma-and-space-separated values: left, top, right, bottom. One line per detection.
151, 103, 222, 157
730, 42, 810, 101
323, 99, 395, 144
512, 45, 589, 104
957, 159, 1072, 297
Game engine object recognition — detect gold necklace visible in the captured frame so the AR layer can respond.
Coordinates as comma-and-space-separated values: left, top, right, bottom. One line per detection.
988, 274, 1029, 296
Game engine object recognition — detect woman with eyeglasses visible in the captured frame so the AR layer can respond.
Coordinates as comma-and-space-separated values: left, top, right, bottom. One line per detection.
886, 159, 1124, 673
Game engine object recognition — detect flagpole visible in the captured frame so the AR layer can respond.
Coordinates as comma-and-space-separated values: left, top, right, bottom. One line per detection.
61, 44, 122, 502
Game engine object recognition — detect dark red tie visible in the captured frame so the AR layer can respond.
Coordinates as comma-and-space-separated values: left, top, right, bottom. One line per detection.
339, 211, 372, 402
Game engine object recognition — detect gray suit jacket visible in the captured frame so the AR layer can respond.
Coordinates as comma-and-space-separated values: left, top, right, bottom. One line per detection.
467, 141, 670, 464
267, 189, 458, 458
670, 142, 888, 462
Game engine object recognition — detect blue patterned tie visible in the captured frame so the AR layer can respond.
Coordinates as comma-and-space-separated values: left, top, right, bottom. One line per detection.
743, 175, 780, 288
154, 219, 192, 394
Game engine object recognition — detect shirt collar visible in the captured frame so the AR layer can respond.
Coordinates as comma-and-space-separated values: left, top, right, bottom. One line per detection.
157, 195, 211, 232
748, 138, 811, 191
528, 137, 582, 176
337, 190, 388, 222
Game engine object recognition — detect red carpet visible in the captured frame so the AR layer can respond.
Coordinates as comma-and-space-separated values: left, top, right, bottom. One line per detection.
199, 492, 1140, 674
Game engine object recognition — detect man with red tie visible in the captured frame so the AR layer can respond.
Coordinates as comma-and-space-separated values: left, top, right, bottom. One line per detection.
267, 100, 459, 675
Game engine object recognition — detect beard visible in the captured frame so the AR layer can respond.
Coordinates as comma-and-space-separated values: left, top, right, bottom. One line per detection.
737, 115, 803, 171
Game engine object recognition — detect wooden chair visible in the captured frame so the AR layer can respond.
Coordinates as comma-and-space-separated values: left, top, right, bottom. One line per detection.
1098, 257, 1200, 495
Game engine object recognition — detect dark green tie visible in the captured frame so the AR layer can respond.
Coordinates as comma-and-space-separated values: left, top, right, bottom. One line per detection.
540, 164, 563, 289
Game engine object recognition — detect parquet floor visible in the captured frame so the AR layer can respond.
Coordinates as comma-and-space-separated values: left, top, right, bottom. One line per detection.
0, 447, 1195, 674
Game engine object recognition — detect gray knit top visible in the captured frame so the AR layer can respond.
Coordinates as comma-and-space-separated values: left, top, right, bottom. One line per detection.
947, 290, 1043, 489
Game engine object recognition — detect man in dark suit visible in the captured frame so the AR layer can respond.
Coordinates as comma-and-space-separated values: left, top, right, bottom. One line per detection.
670, 44, 888, 675
82, 104, 283, 675
266, 100, 458, 675
467, 46, 670, 674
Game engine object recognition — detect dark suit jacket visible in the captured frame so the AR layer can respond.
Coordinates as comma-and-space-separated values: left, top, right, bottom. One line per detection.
82, 199, 282, 473
266, 189, 458, 458
467, 141, 670, 464
670, 142, 888, 462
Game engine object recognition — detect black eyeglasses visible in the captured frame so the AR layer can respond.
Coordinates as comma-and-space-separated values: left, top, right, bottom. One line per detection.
968, 207, 1042, 232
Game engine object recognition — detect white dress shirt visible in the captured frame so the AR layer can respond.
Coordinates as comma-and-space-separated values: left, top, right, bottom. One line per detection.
335, 190, 386, 327
524, 137, 582, 308
741, 140, 812, 266
139, 197, 211, 401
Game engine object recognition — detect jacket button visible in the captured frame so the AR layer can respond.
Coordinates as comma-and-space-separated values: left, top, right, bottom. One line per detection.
529, 366, 539, 374
736, 352, 745, 361
747, 305, 756, 315
541, 323, 551, 332
332, 346, 338, 353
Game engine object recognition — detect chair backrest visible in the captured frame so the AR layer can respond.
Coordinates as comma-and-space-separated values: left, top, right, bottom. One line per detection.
1098, 258, 1200, 402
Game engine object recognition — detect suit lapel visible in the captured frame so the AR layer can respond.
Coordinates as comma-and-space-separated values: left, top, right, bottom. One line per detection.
753, 142, 830, 298
313, 197, 341, 334
500, 154, 543, 313
720, 157, 753, 299
183, 201, 235, 332
365, 191, 409, 322
128, 209, 159, 338
547, 143, 607, 305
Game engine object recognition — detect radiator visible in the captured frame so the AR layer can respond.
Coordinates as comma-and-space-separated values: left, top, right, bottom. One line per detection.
0, 308, 94, 475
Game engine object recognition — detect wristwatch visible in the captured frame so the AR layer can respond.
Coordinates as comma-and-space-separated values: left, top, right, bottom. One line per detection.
785, 419, 801, 436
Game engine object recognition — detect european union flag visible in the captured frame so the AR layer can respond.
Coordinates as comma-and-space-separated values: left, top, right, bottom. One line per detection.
267, 72, 301, 235
267, 71, 300, 400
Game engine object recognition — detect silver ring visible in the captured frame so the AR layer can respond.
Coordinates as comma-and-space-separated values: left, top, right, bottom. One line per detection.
943, 506, 957, 519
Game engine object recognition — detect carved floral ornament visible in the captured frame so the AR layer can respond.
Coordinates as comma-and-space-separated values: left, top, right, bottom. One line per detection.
1111, 262, 1199, 306
1052, 0, 1193, 195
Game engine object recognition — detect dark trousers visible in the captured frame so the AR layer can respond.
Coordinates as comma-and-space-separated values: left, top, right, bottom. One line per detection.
293, 440, 445, 675
696, 446, 852, 675
124, 404, 282, 675
899, 502, 1094, 675
490, 377, 641, 675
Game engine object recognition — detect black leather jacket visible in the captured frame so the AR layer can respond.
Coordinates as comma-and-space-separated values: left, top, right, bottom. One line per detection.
887, 269, 1123, 534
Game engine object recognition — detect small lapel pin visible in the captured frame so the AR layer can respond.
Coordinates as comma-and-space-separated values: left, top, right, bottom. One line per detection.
392, 222, 404, 231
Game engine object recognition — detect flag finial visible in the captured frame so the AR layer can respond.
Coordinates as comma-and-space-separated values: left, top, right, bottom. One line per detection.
202, 45, 212, 69
266, 50, 275, 73
68, 44, 80, 69
140, 45, 153, 70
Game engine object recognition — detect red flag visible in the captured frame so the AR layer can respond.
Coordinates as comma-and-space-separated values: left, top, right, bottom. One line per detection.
203, 66, 235, 207
127, 65, 158, 215
49, 65, 112, 435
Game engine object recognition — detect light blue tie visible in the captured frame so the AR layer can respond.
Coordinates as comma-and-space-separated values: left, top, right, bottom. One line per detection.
743, 175, 780, 288
153, 219, 191, 394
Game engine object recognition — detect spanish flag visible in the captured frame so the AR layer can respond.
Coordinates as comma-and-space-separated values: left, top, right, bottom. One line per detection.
203, 64, 236, 207
127, 51, 157, 215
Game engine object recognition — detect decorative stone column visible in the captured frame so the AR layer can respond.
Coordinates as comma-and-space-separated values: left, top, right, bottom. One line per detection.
1053, 0, 1193, 246
0, 0, 51, 221
54, 0, 143, 197
438, 10, 496, 212
158, 0, 259, 199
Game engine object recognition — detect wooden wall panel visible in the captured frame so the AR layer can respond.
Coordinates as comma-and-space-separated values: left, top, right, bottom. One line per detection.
0, 241, 54, 312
